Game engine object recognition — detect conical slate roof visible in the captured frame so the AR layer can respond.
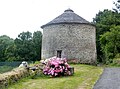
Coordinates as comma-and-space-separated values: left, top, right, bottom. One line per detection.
41, 9, 91, 28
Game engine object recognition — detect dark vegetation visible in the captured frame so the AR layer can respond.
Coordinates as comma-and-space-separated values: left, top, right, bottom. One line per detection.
0, 31, 42, 62
93, 0, 120, 64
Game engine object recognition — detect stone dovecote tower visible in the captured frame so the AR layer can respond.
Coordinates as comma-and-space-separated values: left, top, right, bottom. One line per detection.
41, 9, 96, 64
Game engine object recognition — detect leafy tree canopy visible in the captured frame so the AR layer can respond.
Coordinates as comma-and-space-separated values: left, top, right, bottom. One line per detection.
0, 35, 14, 61
14, 31, 42, 61
33, 31, 42, 60
100, 26, 120, 63
0, 31, 42, 62
93, 9, 120, 63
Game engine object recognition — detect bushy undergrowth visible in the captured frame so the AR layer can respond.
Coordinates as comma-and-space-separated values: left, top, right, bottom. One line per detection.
107, 58, 120, 67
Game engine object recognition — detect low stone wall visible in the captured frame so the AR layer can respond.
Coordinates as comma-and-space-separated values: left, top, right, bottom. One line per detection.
0, 67, 30, 89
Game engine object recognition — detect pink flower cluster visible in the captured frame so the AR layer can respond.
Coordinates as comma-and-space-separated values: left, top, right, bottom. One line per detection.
43, 56, 71, 77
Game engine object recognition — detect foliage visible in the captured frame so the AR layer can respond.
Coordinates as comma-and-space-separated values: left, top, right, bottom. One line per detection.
0, 31, 42, 62
8, 64, 103, 89
4, 44, 17, 61
42, 57, 71, 77
108, 58, 120, 67
0, 35, 14, 61
14, 31, 42, 61
14, 31, 36, 61
33, 31, 42, 61
100, 26, 120, 64
93, 9, 120, 63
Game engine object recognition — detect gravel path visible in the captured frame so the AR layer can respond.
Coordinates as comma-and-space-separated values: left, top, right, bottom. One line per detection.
93, 68, 120, 89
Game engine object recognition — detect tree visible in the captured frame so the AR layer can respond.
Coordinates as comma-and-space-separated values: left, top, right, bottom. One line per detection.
33, 31, 42, 60
0, 31, 42, 62
100, 26, 120, 63
0, 35, 14, 61
4, 44, 17, 61
93, 9, 120, 62
14, 31, 42, 61
14, 31, 36, 61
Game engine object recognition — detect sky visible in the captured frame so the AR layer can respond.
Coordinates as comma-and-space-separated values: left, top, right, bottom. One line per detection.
0, 0, 114, 39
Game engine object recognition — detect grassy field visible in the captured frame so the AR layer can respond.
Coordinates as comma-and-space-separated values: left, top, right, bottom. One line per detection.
8, 64, 103, 89
0, 66, 14, 73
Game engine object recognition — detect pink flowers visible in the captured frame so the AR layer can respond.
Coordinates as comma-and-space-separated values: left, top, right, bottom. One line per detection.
42, 56, 72, 77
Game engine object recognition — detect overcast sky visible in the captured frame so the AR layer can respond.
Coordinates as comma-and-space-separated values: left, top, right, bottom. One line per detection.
0, 0, 114, 39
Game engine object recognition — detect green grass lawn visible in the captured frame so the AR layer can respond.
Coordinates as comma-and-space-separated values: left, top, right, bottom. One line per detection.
8, 64, 103, 89
0, 66, 14, 73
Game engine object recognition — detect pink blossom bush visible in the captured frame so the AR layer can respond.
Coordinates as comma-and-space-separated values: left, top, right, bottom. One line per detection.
42, 56, 72, 77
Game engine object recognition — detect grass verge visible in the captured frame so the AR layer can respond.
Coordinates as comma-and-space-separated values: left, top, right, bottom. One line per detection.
8, 64, 103, 89
0, 66, 14, 73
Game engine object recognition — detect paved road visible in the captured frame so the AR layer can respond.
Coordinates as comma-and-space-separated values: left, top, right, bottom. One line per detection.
93, 68, 120, 89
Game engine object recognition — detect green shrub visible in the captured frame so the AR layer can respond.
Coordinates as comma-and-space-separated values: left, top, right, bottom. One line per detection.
109, 58, 120, 67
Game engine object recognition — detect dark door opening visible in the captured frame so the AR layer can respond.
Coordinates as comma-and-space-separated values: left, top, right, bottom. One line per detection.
57, 50, 62, 58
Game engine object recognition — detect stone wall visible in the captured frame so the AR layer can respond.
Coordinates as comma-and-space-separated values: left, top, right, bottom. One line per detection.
42, 23, 96, 64
0, 68, 30, 88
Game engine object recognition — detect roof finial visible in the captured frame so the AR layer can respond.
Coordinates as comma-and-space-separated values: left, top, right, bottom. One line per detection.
64, 8, 74, 12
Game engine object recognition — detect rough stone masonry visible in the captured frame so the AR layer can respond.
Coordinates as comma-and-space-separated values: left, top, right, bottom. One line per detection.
41, 8, 97, 64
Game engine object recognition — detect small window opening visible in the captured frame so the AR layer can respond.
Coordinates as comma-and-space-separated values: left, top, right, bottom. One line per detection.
57, 50, 62, 58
